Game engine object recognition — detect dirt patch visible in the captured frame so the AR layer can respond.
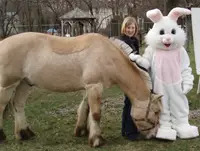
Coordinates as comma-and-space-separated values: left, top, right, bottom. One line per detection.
189, 109, 200, 119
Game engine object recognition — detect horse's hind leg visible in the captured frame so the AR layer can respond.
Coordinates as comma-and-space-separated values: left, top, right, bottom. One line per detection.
12, 80, 35, 140
74, 91, 89, 137
0, 85, 17, 142
86, 83, 104, 147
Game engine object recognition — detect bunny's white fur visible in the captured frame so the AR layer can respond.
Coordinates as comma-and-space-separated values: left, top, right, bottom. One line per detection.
145, 17, 186, 50
130, 7, 199, 140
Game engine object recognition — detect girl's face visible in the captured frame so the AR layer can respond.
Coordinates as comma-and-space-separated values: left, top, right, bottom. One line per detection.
124, 23, 136, 37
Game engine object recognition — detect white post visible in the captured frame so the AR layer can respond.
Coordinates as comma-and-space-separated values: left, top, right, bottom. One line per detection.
191, 7, 200, 93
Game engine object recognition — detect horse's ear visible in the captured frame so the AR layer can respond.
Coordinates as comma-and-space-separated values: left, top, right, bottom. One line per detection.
151, 93, 163, 102
146, 8, 163, 23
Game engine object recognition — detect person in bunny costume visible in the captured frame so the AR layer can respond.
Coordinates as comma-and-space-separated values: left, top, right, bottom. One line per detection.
129, 7, 199, 140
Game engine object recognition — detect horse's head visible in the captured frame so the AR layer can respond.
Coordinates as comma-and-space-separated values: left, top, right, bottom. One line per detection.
131, 92, 162, 139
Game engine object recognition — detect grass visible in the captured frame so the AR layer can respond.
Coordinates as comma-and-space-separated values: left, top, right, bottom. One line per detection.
187, 43, 200, 109
0, 46, 200, 151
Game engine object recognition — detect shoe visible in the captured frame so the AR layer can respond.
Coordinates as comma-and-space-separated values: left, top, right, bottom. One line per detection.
156, 127, 177, 141
174, 124, 199, 139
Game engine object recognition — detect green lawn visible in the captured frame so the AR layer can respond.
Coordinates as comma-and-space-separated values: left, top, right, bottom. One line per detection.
187, 44, 200, 109
0, 46, 200, 151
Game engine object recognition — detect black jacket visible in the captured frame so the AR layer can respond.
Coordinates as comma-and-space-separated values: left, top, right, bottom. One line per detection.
119, 34, 139, 54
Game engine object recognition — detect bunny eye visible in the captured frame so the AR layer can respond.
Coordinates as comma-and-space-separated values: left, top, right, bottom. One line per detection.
159, 29, 165, 35
171, 29, 176, 34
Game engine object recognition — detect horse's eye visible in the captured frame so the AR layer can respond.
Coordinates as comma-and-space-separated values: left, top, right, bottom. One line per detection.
171, 29, 176, 34
160, 29, 165, 35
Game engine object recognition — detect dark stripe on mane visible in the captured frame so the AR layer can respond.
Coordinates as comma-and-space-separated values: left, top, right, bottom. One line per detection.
130, 60, 148, 73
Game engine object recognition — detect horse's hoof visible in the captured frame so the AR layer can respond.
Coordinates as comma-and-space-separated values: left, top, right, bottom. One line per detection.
0, 129, 6, 142
20, 127, 35, 140
74, 126, 88, 137
89, 135, 105, 147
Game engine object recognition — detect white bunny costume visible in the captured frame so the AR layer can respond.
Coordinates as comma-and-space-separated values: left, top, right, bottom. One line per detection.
130, 8, 199, 140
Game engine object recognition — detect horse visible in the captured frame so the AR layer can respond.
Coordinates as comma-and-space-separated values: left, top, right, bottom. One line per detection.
0, 32, 162, 147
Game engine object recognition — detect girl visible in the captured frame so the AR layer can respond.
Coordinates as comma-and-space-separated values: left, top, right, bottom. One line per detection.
120, 16, 141, 140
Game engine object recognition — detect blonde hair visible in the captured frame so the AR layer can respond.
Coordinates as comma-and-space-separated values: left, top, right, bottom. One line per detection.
121, 16, 139, 36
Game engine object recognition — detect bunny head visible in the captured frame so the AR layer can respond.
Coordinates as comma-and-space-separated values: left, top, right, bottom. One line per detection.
145, 7, 191, 50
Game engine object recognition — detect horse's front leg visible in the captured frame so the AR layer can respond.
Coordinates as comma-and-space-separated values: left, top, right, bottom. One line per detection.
74, 91, 89, 137
12, 81, 35, 140
86, 83, 104, 147
0, 85, 17, 142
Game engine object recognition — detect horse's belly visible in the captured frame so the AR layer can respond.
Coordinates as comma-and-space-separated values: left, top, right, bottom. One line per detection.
27, 70, 84, 92
24, 55, 85, 92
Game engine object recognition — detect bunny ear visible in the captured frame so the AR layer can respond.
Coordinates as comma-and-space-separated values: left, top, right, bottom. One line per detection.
168, 7, 191, 21
146, 9, 163, 23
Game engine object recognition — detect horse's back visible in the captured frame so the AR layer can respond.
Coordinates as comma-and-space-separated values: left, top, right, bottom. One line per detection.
0, 32, 127, 90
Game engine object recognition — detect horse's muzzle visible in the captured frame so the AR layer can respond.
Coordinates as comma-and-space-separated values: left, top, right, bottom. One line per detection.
132, 103, 161, 139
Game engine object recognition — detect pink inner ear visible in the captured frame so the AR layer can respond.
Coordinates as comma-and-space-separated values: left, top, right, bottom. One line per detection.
171, 12, 180, 21
147, 9, 163, 23
168, 7, 191, 21
152, 14, 162, 22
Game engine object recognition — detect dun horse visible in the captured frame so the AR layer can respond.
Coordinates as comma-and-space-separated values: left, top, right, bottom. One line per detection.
0, 32, 161, 147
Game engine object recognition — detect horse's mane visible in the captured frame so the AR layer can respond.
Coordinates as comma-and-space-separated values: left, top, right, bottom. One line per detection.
110, 37, 152, 91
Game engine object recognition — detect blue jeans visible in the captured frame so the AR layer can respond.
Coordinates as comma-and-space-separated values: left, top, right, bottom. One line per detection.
122, 95, 139, 140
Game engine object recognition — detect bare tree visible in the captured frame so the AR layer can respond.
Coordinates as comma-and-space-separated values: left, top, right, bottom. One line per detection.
35, 0, 43, 32
107, 0, 126, 17
42, 0, 73, 24
82, 0, 94, 15
0, 0, 22, 38
19, 0, 37, 32
183, 0, 200, 7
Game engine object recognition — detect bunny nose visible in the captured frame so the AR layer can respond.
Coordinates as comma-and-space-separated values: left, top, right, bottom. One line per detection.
162, 34, 172, 43
162, 37, 172, 43
166, 37, 171, 41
